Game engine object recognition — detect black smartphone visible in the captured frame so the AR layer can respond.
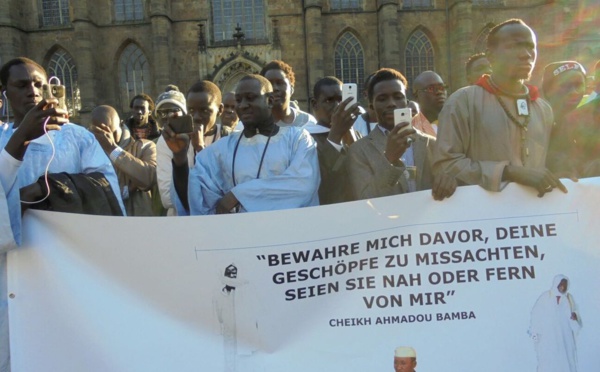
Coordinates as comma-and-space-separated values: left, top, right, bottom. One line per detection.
169, 114, 194, 134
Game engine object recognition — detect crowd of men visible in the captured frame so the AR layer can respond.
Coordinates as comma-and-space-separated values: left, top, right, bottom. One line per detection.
0, 18, 597, 370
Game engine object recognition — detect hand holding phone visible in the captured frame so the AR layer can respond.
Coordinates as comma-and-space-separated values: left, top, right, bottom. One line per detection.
42, 83, 67, 111
394, 108, 412, 134
342, 83, 358, 110
169, 114, 194, 134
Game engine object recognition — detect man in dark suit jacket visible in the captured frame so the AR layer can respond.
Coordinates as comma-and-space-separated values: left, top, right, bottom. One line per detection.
346, 68, 455, 201
304, 76, 361, 204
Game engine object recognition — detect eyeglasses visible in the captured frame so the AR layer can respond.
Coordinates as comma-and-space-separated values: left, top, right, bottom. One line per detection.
417, 84, 448, 94
156, 107, 182, 119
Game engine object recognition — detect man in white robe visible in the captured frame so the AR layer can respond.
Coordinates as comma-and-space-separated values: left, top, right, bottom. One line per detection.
0, 57, 124, 372
174, 74, 319, 215
529, 274, 581, 372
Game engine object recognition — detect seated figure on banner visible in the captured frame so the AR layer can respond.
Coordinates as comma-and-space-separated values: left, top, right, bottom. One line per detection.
303, 76, 361, 204
529, 274, 582, 372
394, 346, 417, 372
432, 19, 567, 197
177, 74, 319, 215
160, 81, 231, 214
0, 57, 125, 371
346, 68, 456, 201
90, 105, 158, 216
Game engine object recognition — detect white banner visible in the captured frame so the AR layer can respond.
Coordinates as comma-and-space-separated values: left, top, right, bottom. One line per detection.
8, 179, 600, 372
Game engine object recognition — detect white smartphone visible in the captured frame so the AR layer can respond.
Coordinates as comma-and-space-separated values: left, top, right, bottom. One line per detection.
342, 83, 357, 110
394, 108, 412, 126
394, 108, 413, 133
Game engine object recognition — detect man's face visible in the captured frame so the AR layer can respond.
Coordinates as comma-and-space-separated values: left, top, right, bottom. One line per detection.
394, 357, 417, 372
545, 70, 586, 117
221, 92, 239, 128
187, 91, 222, 131
155, 102, 183, 128
558, 279, 568, 294
264, 69, 292, 109
235, 79, 272, 128
488, 23, 537, 81
468, 57, 492, 84
370, 79, 408, 130
312, 83, 342, 126
131, 98, 150, 124
5, 63, 47, 119
415, 74, 447, 115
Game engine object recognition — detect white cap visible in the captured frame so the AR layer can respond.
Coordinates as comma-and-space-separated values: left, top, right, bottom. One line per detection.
394, 346, 416, 358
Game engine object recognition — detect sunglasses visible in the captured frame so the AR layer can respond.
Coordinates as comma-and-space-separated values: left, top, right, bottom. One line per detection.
156, 107, 183, 119
417, 84, 448, 94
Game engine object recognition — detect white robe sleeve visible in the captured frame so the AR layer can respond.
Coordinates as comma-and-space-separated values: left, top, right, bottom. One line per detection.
230, 130, 320, 211
0, 150, 20, 251
188, 148, 228, 215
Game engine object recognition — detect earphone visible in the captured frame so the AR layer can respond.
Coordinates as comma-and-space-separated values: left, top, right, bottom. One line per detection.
20, 76, 63, 205
2, 90, 9, 124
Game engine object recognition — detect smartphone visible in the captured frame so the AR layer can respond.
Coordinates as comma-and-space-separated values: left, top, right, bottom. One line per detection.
169, 114, 194, 134
394, 108, 412, 132
42, 83, 67, 111
342, 83, 358, 110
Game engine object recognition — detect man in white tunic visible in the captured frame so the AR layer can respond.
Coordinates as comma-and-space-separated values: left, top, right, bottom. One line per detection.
0, 57, 124, 372
432, 19, 566, 197
529, 275, 581, 372
176, 74, 319, 215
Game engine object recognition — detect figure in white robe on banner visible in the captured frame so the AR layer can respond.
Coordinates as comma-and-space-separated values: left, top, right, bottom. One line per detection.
529, 274, 582, 372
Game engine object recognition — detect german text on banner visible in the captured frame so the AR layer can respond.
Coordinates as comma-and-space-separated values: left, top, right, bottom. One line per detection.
8, 179, 600, 372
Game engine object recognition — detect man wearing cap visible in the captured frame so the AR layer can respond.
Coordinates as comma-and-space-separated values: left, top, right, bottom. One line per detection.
433, 19, 566, 197
541, 61, 586, 178
154, 87, 193, 215
394, 346, 417, 372
163, 81, 232, 214
558, 61, 600, 178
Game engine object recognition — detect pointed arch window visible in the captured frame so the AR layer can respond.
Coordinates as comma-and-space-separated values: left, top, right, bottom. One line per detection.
118, 44, 150, 111
47, 49, 80, 116
334, 32, 365, 93
405, 30, 435, 91
114, 0, 144, 22
41, 0, 70, 27
211, 0, 266, 43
